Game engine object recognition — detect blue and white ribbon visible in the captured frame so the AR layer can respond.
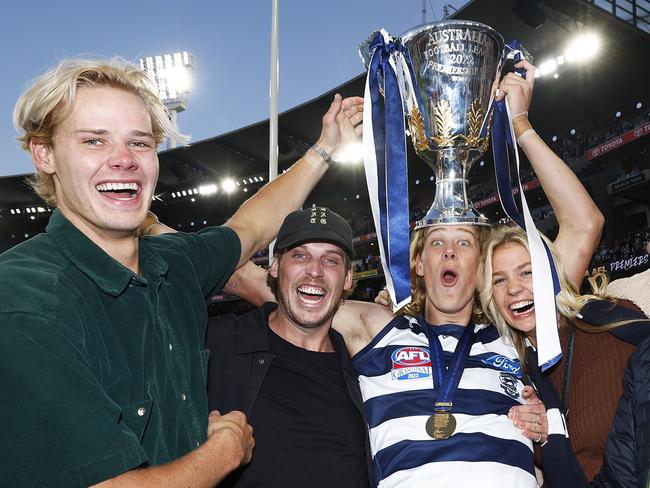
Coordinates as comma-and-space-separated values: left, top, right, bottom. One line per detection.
362, 29, 413, 311
491, 43, 562, 371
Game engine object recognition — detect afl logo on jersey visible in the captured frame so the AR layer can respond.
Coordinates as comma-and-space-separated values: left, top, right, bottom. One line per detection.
391, 347, 432, 380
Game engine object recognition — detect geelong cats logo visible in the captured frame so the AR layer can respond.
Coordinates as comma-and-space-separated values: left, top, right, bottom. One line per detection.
499, 372, 520, 399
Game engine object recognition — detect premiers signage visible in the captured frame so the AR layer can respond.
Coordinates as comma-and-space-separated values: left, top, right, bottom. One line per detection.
588, 121, 650, 160
588, 253, 650, 280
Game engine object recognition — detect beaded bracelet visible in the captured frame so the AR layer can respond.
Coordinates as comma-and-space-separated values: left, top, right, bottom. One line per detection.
309, 143, 333, 165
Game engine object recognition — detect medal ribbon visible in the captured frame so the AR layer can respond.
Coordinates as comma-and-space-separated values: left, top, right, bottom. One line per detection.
363, 30, 415, 311
490, 42, 562, 371
424, 321, 476, 412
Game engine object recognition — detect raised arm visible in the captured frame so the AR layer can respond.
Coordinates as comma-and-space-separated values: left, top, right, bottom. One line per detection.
224, 259, 275, 306
333, 300, 395, 356
497, 61, 604, 285
225, 95, 364, 268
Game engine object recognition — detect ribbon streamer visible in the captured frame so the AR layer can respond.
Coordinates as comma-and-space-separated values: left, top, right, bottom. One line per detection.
491, 47, 562, 370
363, 30, 414, 310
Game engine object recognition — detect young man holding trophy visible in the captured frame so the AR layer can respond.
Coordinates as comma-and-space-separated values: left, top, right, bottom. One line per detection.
343, 21, 604, 487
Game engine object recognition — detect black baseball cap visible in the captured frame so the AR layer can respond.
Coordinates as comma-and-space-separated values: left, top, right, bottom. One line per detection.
276, 207, 354, 260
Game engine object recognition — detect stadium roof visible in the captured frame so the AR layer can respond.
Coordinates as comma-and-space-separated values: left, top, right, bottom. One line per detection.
2, 0, 649, 248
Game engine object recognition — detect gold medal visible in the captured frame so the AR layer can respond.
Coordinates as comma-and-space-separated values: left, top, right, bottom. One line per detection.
426, 411, 456, 440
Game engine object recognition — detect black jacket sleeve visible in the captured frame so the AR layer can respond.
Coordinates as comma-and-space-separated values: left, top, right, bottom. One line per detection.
578, 300, 650, 345
591, 335, 650, 488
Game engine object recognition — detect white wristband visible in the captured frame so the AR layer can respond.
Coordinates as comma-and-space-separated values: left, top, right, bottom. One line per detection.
546, 408, 569, 438
517, 128, 537, 145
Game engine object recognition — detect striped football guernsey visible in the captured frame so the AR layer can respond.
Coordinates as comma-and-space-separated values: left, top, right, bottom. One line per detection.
352, 315, 537, 488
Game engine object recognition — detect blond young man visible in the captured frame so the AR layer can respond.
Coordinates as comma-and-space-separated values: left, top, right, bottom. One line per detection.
1, 58, 362, 487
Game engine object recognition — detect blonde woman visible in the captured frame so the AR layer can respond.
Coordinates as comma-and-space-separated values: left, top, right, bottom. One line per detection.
479, 225, 649, 485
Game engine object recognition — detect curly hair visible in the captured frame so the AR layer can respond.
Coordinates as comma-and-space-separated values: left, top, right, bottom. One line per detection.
399, 225, 491, 323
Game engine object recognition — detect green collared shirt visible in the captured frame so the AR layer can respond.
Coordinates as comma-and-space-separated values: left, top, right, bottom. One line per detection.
0, 210, 240, 487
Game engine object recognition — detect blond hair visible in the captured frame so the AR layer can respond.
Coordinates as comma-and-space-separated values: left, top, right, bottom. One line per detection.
399, 225, 491, 323
13, 58, 186, 206
478, 225, 612, 367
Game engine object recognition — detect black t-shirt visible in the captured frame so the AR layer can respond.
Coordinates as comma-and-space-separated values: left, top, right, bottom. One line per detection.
229, 327, 369, 488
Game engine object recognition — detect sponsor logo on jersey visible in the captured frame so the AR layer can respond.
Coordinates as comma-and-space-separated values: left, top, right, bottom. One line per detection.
483, 354, 522, 378
391, 346, 432, 380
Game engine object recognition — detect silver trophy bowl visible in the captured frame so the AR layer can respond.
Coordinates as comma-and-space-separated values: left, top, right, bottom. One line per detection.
361, 20, 505, 228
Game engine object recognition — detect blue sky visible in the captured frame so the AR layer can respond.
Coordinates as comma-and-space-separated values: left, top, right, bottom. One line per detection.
0, 0, 466, 177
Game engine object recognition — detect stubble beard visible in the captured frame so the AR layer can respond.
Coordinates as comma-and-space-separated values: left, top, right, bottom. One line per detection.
276, 279, 343, 331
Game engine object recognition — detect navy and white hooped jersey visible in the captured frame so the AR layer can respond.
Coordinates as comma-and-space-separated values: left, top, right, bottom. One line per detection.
352, 315, 537, 488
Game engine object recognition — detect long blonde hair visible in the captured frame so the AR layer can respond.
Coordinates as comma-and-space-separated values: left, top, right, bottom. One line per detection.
478, 225, 610, 366
14, 58, 187, 206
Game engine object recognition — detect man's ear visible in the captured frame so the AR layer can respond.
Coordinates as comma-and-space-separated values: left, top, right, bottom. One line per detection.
269, 257, 279, 279
343, 267, 353, 291
415, 252, 424, 277
29, 141, 55, 175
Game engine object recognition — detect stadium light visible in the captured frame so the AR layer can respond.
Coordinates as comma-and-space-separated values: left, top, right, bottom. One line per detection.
198, 183, 218, 196
539, 59, 557, 76
221, 178, 237, 194
564, 32, 601, 63
139, 51, 196, 149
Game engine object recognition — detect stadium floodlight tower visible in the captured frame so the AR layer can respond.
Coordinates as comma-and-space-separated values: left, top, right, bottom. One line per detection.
139, 51, 195, 149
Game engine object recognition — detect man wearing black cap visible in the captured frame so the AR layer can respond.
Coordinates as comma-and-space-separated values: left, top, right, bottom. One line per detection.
205, 207, 371, 488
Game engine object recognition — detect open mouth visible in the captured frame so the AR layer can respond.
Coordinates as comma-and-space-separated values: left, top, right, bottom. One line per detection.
440, 268, 458, 287
510, 300, 535, 317
297, 284, 327, 304
96, 182, 140, 201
